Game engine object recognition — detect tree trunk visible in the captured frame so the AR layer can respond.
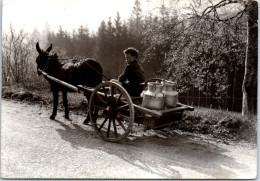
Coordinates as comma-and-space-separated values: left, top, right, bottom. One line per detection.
232, 63, 237, 111
242, 1, 258, 116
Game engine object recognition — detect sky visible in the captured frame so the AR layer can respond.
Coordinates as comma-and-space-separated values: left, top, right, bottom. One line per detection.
2, 0, 166, 34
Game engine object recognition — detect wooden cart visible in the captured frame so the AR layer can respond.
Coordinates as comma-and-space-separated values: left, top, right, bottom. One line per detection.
40, 71, 194, 142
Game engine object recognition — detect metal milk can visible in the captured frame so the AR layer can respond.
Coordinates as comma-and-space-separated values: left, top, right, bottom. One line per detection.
142, 82, 165, 110
162, 82, 178, 108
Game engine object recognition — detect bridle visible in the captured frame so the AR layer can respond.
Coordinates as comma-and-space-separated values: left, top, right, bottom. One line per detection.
39, 53, 54, 73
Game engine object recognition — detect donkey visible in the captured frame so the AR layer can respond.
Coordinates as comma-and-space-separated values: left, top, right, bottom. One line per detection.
36, 42, 103, 122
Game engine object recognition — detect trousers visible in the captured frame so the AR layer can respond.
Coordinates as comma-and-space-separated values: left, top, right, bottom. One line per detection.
122, 82, 143, 96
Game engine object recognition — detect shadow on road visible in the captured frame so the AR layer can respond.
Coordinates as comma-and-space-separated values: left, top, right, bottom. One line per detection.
53, 117, 247, 179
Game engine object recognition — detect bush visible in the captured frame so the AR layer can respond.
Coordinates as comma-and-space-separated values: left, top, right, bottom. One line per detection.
171, 108, 257, 143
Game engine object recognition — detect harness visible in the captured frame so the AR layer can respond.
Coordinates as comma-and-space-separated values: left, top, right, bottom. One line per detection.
44, 55, 114, 81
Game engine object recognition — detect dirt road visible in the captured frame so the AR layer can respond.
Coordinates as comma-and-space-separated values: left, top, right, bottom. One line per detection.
1, 99, 257, 179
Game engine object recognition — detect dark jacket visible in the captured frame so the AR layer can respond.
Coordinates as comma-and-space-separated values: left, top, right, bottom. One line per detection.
118, 60, 145, 85
118, 60, 145, 96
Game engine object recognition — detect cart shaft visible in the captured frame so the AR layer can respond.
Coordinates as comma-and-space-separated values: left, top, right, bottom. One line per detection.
38, 69, 78, 92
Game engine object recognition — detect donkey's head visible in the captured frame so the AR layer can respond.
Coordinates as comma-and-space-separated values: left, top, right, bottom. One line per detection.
36, 42, 53, 75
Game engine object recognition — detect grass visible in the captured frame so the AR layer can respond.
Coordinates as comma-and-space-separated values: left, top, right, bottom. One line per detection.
2, 84, 257, 143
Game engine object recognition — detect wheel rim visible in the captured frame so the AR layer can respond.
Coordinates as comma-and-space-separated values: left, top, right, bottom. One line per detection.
88, 82, 134, 142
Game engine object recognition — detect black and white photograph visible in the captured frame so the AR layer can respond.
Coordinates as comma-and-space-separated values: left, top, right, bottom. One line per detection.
1, 0, 257, 179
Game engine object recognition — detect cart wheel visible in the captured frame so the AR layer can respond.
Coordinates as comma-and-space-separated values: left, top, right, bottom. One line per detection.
88, 82, 134, 142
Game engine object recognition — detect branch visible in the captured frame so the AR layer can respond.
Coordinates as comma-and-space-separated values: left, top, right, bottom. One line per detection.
200, 0, 245, 22
201, 0, 227, 16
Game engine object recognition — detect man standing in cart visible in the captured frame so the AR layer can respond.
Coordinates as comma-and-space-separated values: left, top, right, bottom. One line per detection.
112, 47, 145, 96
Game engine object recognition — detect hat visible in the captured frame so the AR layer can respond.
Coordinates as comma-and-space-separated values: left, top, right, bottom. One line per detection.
123, 47, 139, 58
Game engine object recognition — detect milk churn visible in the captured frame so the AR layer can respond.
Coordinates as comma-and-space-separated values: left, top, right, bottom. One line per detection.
162, 82, 178, 108
142, 82, 165, 110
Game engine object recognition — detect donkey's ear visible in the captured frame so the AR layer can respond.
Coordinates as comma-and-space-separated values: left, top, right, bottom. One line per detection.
54, 53, 58, 58
36, 42, 42, 54
46, 43, 52, 53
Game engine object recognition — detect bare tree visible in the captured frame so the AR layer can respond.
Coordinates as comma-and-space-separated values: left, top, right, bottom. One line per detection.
2, 25, 36, 85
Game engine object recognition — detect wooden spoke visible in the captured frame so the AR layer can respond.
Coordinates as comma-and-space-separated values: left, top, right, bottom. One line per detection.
116, 118, 127, 131
114, 93, 123, 105
117, 113, 130, 120
112, 118, 118, 138
107, 118, 112, 138
116, 104, 129, 111
94, 113, 106, 120
98, 116, 109, 131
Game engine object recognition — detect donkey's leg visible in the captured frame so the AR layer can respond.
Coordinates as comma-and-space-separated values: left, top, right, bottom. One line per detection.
50, 90, 59, 120
83, 92, 91, 125
62, 91, 69, 119
83, 92, 99, 125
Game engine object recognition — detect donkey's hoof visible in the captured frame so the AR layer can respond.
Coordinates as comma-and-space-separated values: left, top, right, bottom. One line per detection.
83, 119, 90, 125
50, 115, 55, 120
64, 115, 71, 121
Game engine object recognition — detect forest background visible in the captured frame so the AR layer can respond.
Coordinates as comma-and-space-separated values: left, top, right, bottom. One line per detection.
2, 0, 257, 114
